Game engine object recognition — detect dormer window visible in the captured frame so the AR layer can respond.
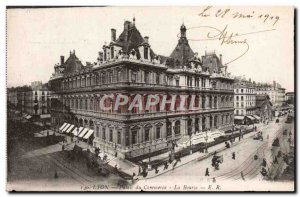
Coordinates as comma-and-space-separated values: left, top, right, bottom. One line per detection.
111, 46, 114, 59
144, 46, 148, 60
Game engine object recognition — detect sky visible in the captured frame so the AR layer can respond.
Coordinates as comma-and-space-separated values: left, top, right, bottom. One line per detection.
6, 6, 294, 91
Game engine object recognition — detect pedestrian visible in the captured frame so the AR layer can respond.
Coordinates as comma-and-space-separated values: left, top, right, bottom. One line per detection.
54, 170, 58, 179
274, 156, 278, 164
164, 162, 169, 170
155, 166, 159, 174
241, 171, 245, 180
261, 167, 267, 176
212, 177, 216, 183
232, 152, 236, 160
138, 166, 142, 175
205, 168, 210, 176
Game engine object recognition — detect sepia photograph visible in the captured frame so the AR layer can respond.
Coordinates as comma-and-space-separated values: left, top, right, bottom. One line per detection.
6, 6, 295, 192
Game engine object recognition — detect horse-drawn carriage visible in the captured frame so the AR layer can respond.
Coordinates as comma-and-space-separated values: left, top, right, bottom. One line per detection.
253, 132, 263, 141
212, 153, 223, 170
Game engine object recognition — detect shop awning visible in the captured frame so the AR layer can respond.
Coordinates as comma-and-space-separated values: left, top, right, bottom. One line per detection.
62, 124, 71, 133
59, 123, 67, 131
65, 125, 75, 133
72, 127, 84, 136
252, 115, 261, 120
78, 128, 89, 138
234, 116, 245, 120
25, 115, 32, 120
40, 114, 51, 119
246, 116, 255, 120
83, 129, 94, 139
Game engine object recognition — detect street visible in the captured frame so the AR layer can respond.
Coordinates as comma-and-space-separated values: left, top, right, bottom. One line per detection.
135, 115, 294, 190
6, 120, 128, 191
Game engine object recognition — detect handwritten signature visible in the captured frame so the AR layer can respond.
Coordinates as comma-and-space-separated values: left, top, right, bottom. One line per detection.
184, 25, 276, 65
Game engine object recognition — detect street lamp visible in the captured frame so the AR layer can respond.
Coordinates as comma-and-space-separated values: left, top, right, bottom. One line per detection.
205, 129, 208, 153
148, 146, 151, 170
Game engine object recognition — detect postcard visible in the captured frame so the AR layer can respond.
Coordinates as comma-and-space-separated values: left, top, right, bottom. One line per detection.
6, 6, 295, 192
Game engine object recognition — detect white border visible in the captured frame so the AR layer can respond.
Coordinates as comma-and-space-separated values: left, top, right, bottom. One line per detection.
1, 0, 298, 197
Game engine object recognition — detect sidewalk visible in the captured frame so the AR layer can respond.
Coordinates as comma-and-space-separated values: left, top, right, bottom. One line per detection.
37, 130, 139, 176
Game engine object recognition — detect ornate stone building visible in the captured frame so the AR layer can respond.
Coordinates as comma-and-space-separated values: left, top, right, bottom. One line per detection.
48, 19, 234, 159
233, 77, 257, 116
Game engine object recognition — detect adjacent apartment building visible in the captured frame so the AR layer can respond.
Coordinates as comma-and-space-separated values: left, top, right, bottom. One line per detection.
256, 81, 286, 108
233, 77, 257, 116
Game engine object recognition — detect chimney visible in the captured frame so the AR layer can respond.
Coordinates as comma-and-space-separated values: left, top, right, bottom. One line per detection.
219, 54, 222, 63
60, 56, 64, 65
144, 36, 149, 44
111, 28, 116, 42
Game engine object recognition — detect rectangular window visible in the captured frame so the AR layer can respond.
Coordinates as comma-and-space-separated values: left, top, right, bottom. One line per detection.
132, 130, 137, 144
156, 126, 161, 139
145, 71, 149, 83
144, 47, 148, 59
156, 73, 160, 84
125, 130, 130, 146
117, 131, 121, 144
145, 128, 150, 141
132, 72, 137, 83
109, 129, 113, 142
111, 47, 114, 59
102, 128, 106, 140
176, 80, 179, 86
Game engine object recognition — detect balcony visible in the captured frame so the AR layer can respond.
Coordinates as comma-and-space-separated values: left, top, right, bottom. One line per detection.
94, 56, 167, 70
52, 107, 234, 121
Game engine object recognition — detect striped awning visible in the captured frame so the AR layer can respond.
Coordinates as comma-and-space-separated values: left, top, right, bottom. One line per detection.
83, 129, 94, 139
59, 123, 67, 131
234, 116, 245, 120
62, 124, 71, 133
78, 128, 89, 138
252, 115, 261, 120
65, 125, 75, 133
25, 115, 32, 120
72, 127, 84, 136
246, 116, 255, 120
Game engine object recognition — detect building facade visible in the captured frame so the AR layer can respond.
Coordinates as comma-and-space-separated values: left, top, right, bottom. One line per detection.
49, 19, 235, 159
256, 81, 286, 108
233, 77, 256, 116
8, 83, 52, 117
255, 95, 273, 122
286, 92, 294, 105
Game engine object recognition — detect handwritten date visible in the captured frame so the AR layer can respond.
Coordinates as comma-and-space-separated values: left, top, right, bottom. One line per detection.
199, 6, 280, 26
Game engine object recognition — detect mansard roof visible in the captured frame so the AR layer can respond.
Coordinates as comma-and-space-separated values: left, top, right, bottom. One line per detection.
113, 21, 155, 58
63, 51, 84, 74
168, 36, 195, 69
202, 52, 224, 74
